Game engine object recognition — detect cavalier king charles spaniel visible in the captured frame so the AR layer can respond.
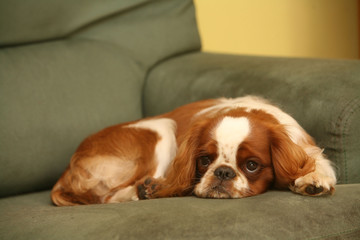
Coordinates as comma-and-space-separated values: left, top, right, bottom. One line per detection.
51, 96, 336, 206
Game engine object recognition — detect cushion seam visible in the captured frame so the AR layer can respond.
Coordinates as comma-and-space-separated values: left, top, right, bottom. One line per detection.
334, 97, 360, 184
342, 98, 360, 183
0, 0, 153, 48
305, 227, 360, 240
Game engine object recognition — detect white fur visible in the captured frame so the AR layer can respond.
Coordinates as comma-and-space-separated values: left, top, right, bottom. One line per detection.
214, 117, 251, 192
197, 96, 306, 145
232, 173, 251, 197
215, 117, 251, 162
292, 145, 336, 193
128, 118, 177, 178
194, 117, 252, 197
105, 185, 139, 203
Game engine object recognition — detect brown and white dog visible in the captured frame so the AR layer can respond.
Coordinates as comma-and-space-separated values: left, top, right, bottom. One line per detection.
51, 96, 336, 206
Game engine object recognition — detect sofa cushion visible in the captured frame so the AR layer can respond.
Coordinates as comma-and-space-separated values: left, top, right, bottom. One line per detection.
0, 0, 147, 46
0, 185, 359, 239
143, 52, 360, 184
0, 41, 144, 197
0, 0, 201, 197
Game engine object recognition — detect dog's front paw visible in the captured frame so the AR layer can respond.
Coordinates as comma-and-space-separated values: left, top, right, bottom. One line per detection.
290, 171, 335, 196
136, 177, 162, 200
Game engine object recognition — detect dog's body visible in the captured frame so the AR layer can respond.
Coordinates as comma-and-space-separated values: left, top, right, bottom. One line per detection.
51, 96, 336, 206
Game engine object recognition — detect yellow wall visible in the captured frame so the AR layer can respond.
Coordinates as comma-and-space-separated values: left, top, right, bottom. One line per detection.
194, 0, 359, 59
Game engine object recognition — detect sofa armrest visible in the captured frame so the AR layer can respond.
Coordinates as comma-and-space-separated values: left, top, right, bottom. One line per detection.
144, 52, 360, 184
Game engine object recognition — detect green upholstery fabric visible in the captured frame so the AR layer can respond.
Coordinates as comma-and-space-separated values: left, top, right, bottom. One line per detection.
1, 0, 359, 239
0, 0, 148, 46
1, 185, 359, 240
144, 52, 360, 184
0, 41, 145, 196
0, 0, 200, 197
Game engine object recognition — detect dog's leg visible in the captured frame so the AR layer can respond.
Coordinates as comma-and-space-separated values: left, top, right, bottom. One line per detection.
290, 146, 336, 196
103, 185, 139, 203
128, 118, 177, 200
136, 177, 166, 200
103, 177, 165, 202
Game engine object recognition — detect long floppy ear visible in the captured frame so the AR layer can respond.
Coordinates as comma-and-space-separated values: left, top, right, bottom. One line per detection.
155, 120, 207, 197
270, 126, 315, 189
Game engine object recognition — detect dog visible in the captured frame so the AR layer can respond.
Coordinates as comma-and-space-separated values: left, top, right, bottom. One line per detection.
51, 96, 336, 206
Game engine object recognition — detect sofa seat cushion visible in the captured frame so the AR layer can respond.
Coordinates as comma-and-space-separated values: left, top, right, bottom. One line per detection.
1, 184, 359, 240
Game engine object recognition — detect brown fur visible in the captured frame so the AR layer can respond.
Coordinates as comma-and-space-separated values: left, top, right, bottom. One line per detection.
51, 124, 159, 206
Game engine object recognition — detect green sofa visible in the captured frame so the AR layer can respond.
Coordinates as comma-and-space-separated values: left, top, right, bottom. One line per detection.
1, 0, 359, 239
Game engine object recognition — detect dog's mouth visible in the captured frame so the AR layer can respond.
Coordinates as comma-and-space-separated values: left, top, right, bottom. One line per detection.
203, 183, 232, 199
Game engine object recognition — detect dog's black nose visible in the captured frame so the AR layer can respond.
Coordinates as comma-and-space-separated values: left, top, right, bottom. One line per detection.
214, 166, 236, 180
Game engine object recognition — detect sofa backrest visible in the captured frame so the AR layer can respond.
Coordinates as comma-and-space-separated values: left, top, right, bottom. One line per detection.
0, 0, 201, 197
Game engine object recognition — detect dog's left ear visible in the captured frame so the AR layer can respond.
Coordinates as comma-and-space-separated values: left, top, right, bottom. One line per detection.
155, 119, 209, 197
270, 126, 315, 189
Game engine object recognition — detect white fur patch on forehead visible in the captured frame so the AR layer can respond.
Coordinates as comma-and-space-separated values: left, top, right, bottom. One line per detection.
215, 117, 250, 145
196, 96, 306, 144
215, 117, 251, 160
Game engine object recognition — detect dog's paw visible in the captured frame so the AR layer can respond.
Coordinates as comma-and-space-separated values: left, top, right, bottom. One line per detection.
289, 171, 335, 196
136, 177, 161, 200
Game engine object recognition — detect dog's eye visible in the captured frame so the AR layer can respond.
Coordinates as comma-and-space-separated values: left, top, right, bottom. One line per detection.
199, 156, 212, 167
246, 160, 259, 173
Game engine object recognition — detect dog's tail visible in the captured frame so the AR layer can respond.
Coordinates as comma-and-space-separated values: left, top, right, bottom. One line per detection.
51, 189, 80, 206
51, 167, 89, 206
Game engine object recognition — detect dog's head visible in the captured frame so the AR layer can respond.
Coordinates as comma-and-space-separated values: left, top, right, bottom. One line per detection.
161, 108, 315, 198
